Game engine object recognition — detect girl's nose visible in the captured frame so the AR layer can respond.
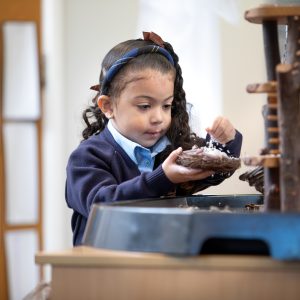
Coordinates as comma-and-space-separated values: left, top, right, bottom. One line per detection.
150, 108, 163, 124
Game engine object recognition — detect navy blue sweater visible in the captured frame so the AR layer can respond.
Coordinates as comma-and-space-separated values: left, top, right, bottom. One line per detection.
66, 127, 242, 245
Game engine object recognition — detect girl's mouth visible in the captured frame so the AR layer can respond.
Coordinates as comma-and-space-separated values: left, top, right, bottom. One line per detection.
145, 131, 162, 138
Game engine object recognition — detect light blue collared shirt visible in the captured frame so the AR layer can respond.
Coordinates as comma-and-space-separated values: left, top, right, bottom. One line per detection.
107, 120, 170, 173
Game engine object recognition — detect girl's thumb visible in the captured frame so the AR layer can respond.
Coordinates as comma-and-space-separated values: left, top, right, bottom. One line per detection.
168, 147, 183, 162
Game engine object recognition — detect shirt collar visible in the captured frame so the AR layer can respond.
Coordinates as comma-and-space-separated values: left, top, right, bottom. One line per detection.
107, 120, 170, 164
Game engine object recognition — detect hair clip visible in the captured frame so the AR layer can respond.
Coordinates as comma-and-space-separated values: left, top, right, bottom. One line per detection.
90, 84, 100, 91
143, 31, 165, 48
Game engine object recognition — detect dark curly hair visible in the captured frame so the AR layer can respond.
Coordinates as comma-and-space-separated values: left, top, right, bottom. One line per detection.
82, 38, 205, 160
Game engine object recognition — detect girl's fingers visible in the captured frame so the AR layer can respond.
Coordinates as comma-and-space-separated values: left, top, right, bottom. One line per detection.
206, 116, 222, 133
184, 168, 214, 180
206, 116, 236, 144
193, 170, 214, 180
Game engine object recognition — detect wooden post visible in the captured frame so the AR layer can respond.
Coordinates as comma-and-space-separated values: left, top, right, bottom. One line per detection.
262, 20, 281, 210
277, 17, 300, 212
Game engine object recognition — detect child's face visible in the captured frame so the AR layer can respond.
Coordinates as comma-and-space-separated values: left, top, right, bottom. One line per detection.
110, 69, 174, 148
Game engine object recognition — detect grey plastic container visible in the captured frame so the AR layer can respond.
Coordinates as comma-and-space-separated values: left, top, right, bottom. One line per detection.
82, 194, 300, 260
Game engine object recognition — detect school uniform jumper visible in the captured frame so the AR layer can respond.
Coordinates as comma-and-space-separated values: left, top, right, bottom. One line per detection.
66, 127, 242, 245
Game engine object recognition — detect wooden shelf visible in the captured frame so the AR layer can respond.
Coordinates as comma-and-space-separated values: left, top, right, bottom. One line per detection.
35, 247, 300, 300
245, 5, 300, 24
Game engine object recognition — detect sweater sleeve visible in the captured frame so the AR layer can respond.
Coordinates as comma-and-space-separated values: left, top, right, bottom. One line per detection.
66, 145, 175, 218
176, 130, 243, 195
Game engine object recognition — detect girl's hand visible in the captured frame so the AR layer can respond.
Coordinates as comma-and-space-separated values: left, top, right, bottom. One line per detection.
205, 116, 236, 144
162, 148, 214, 184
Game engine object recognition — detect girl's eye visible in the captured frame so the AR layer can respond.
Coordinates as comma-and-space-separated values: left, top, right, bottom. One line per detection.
137, 104, 151, 110
163, 104, 172, 110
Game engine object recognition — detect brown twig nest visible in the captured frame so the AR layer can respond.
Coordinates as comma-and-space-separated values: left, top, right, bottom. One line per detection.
176, 148, 241, 172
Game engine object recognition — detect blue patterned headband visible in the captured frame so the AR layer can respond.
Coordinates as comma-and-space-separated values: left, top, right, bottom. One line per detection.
100, 45, 175, 95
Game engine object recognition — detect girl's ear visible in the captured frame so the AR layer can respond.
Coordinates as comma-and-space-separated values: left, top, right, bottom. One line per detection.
97, 95, 114, 119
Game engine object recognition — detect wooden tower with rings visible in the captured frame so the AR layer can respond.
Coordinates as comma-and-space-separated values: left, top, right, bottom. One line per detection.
243, 5, 300, 212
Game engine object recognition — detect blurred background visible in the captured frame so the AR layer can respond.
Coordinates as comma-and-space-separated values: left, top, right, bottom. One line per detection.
1, 0, 296, 298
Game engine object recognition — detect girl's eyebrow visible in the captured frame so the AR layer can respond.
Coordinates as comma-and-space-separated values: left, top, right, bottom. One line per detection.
124, 76, 147, 86
134, 95, 174, 102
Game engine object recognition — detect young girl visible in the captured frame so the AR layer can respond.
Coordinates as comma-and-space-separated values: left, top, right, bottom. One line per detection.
66, 32, 242, 246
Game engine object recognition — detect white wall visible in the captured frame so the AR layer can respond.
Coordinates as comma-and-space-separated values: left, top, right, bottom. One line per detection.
42, 0, 267, 254
206, 0, 266, 194
42, 0, 70, 252
42, 0, 140, 253
64, 0, 140, 152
